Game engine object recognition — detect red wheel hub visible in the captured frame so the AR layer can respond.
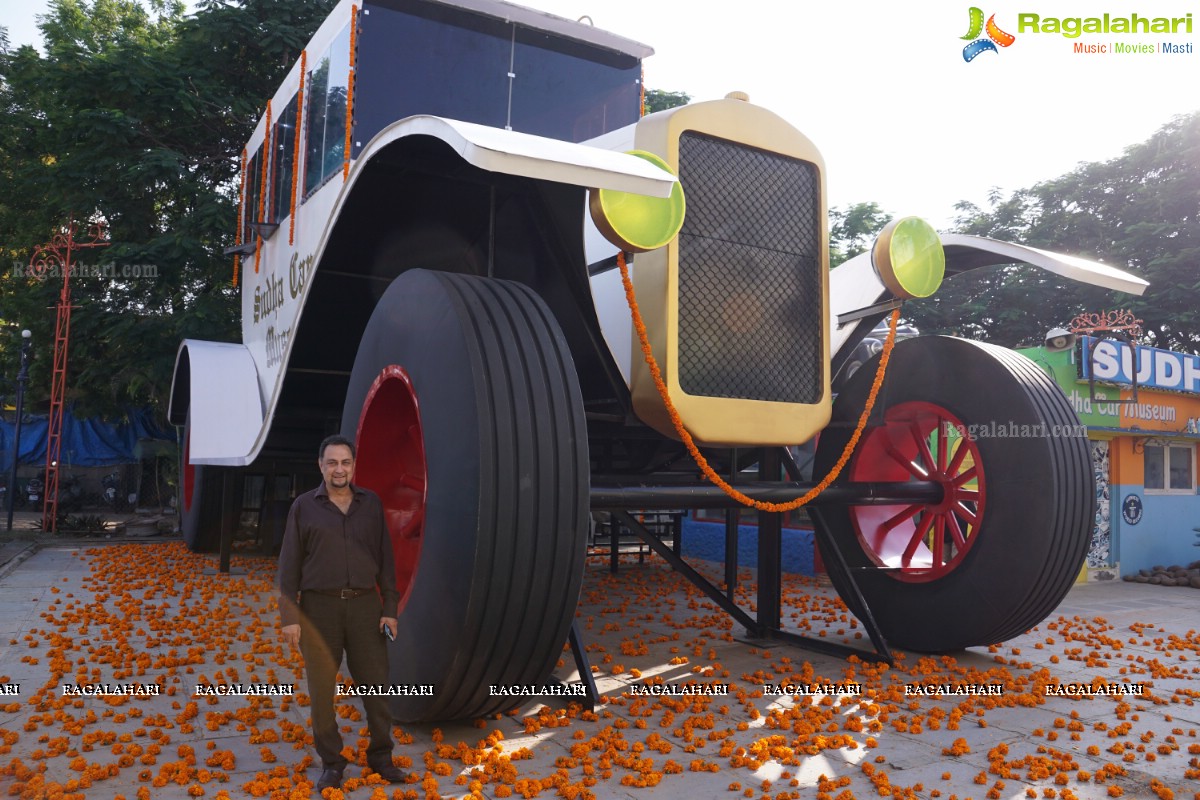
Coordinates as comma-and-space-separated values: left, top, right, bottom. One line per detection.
849, 401, 985, 582
355, 366, 427, 611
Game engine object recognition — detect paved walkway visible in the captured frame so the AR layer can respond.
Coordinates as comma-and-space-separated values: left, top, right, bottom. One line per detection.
0, 542, 1197, 799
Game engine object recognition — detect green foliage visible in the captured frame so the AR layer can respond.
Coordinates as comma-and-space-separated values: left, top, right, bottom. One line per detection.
32, 511, 110, 535
644, 88, 690, 114
60, 513, 111, 535
0, 0, 336, 419
829, 201, 889, 267
906, 111, 1200, 351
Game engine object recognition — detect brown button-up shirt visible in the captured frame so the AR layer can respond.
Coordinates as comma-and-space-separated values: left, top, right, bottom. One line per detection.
277, 482, 400, 627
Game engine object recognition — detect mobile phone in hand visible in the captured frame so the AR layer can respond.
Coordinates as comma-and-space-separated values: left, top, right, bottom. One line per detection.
383, 625, 394, 641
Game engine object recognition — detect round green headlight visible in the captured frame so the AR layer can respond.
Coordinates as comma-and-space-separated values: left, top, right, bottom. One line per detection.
872, 216, 945, 299
589, 151, 686, 253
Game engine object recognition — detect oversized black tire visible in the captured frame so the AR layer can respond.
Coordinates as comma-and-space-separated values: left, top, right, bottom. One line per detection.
342, 269, 589, 722
179, 414, 223, 552
814, 336, 1092, 652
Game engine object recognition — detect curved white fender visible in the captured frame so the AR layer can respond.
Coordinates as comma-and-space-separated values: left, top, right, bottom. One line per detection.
830, 235, 1149, 358
168, 340, 264, 466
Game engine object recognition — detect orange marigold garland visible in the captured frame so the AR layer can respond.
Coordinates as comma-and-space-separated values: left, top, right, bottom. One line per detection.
640, 67, 646, 118
233, 149, 246, 287
289, 50, 306, 245
616, 250, 898, 512
342, 5, 358, 180
254, 99, 272, 275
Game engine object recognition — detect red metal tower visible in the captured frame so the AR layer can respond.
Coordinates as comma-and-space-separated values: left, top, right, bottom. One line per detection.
28, 221, 109, 532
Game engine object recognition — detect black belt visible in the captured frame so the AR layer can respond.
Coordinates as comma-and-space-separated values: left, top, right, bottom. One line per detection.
307, 587, 374, 599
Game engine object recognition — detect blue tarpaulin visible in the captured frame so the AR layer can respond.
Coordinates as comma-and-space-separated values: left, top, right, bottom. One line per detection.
0, 408, 175, 467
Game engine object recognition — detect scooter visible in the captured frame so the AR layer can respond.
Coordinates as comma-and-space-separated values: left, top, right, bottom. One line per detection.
101, 470, 121, 509
26, 475, 43, 508
101, 470, 137, 511
59, 473, 84, 511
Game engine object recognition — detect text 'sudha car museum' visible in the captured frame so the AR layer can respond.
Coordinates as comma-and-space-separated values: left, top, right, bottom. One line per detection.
168, 0, 1149, 722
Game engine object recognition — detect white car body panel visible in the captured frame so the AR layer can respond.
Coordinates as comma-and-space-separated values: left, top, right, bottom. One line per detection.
174, 112, 677, 464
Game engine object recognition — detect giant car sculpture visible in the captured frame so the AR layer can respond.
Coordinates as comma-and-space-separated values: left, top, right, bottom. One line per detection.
169, 0, 1149, 722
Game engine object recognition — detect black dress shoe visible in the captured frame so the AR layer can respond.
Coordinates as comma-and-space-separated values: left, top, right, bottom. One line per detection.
316, 767, 344, 791
369, 763, 410, 783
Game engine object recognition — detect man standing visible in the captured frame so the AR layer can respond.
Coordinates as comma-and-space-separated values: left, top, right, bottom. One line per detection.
278, 434, 408, 791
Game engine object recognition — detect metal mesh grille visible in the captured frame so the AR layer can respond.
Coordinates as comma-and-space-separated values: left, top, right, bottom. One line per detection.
676, 131, 824, 403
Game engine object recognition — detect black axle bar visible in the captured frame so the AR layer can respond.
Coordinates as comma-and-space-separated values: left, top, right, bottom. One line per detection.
590, 480, 943, 510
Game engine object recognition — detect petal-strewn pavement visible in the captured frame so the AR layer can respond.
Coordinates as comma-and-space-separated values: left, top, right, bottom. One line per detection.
0, 539, 1197, 800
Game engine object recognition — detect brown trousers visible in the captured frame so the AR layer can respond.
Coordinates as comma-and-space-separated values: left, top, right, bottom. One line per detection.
299, 591, 394, 770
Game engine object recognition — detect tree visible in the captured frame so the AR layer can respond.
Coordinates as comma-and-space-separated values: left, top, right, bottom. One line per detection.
906, 111, 1200, 351
0, 0, 336, 419
644, 88, 689, 114
829, 201, 889, 267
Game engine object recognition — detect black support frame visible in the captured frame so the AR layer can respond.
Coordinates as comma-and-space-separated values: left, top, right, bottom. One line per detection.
594, 447, 908, 665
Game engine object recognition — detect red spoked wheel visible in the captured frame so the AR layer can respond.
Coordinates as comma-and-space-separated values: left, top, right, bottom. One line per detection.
849, 402, 984, 582
355, 366, 427, 612
815, 336, 1092, 653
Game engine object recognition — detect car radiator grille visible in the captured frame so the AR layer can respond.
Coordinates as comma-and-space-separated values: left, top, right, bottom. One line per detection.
675, 131, 824, 404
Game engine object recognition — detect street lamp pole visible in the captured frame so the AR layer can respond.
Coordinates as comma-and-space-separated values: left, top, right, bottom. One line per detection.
6, 329, 32, 532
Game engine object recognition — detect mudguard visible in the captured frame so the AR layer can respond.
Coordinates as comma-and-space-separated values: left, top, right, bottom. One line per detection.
168, 340, 264, 466
830, 234, 1149, 358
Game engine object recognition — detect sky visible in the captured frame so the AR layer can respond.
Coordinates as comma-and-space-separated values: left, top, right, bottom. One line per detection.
2, 0, 1198, 229
525, 0, 1199, 228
